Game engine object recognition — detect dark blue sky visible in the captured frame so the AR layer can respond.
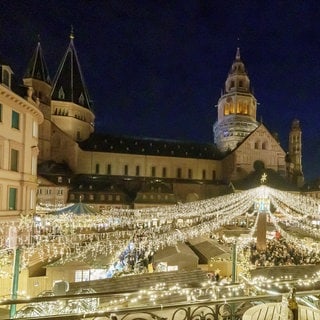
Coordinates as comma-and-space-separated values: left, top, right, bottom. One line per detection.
1, 1, 320, 181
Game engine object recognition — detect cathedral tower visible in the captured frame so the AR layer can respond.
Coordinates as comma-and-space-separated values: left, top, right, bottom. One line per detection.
50, 30, 95, 142
213, 48, 259, 152
23, 41, 52, 162
288, 119, 304, 187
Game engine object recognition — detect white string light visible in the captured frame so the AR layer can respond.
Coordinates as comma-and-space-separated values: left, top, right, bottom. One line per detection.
0, 186, 319, 273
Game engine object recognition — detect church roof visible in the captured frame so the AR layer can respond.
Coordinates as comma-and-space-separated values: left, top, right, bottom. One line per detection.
24, 41, 51, 84
79, 133, 222, 160
51, 30, 92, 110
225, 123, 286, 160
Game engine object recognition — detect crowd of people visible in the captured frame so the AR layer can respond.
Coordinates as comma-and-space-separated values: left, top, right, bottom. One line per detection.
248, 238, 320, 267
107, 228, 157, 277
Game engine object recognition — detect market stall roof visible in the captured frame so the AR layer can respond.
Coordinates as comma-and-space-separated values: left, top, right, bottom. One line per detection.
153, 243, 199, 271
187, 236, 230, 264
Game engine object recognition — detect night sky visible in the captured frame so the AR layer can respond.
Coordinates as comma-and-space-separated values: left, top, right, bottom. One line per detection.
1, 1, 320, 181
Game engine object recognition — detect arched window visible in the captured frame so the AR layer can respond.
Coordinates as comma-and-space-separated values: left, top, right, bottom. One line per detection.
224, 103, 230, 115
262, 141, 267, 150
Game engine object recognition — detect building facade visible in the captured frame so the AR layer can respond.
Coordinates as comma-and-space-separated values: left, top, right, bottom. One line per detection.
0, 33, 304, 213
0, 57, 43, 221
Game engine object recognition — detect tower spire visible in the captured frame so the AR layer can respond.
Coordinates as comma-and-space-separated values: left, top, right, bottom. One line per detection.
24, 38, 51, 84
236, 47, 241, 60
70, 25, 74, 40
50, 31, 95, 142
51, 30, 92, 110
288, 119, 304, 187
213, 49, 258, 152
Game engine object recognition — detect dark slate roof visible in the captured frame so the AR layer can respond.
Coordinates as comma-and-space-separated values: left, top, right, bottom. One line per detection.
51, 32, 92, 110
79, 133, 222, 160
134, 180, 178, 204
139, 180, 173, 193
38, 160, 73, 175
71, 180, 124, 193
187, 237, 229, 264
24, 42, 51, 84
11, 80, 29, 97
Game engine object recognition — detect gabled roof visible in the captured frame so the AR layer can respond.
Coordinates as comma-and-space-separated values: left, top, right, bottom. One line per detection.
24, 41, 51, 84
79, 133, 222, 160
229, 123, 285, 155
187, 236, 230, 263
222, 123, 285, 157
51, 30, 92, 110
154, 243, 199, 260
37, 175, 58, 187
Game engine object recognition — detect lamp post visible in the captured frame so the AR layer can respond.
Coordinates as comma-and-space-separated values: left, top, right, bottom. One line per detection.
8, 225, 20, 319
231, 241, 237, 283
230, 241, 238, 320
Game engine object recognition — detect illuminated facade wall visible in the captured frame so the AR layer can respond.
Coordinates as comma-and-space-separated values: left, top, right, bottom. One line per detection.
222, 125, 287, 181
0, 65, 43, 220
10, 39, 303, 210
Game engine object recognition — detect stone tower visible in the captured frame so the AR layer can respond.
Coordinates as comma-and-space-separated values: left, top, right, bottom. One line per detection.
23, 41, 52, 162
288, 119, 304, 187
50, 30, 95, 142
213, 48, 259, 152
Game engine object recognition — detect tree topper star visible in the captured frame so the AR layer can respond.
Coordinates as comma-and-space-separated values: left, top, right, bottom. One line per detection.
260, 173, 267, 184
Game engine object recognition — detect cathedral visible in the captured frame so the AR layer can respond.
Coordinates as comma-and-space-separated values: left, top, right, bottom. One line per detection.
0, 31, 304, 216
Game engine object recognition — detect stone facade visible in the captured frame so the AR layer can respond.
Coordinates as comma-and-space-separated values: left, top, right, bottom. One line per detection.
213, 48, 259, 152
0, 35, 305, 212
0, 62, 43, 221
222, 124, 287, 181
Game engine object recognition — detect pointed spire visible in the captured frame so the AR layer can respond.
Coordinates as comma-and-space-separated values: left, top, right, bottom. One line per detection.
51, 30, 92, 110
225, 47, 252, 95
70, 25, 75, 40
235, 47, 241, 60
24, 39, 51, 84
